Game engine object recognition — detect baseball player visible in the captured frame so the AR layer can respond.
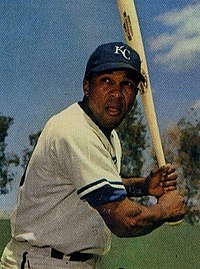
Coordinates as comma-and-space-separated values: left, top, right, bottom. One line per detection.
0, 42, 185, 269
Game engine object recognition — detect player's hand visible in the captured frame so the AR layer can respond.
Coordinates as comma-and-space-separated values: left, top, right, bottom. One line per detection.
158, 190, 186, 221
146, 164, 178, 197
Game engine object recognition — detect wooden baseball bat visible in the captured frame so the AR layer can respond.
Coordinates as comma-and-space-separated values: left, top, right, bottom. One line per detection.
117, 0, 165, 167
117, 0, 183, 225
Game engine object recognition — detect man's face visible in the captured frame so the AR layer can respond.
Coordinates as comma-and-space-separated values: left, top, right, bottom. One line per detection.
83, 70, 139, 129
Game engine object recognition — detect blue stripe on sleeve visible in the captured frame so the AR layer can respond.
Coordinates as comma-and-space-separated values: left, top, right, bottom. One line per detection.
81, 185, 127, 207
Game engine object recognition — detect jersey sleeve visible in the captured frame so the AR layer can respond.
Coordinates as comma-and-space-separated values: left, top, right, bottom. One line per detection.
52, 120, 127, 207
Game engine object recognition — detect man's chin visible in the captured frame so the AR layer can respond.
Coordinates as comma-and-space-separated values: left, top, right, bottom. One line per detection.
101, 117, 124, 130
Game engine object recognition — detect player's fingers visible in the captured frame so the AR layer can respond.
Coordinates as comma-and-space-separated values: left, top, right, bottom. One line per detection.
166, 172, 178, 181
150, 164, 170, 177
165, 164, 176, 174
164, 185, 177, 192
164, 179, 177, 187
160, 179, 177, 189
161, 164, 177, 176
160, 172, 177, 182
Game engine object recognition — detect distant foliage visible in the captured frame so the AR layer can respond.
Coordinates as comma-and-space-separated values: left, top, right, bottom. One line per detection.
178, 115, 200, 224
162, 108, 200, 224
0, 115, 19, 194
22, 131, 41, 169
117, 101, 147, 177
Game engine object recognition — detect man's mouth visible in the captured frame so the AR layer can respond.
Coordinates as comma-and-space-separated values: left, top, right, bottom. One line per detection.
106, 105, 123, 116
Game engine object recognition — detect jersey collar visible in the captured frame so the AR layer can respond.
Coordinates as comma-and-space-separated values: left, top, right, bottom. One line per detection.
78, 98, 112, 141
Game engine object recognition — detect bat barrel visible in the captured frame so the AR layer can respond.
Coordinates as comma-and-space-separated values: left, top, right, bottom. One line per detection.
117, 0, 166, 167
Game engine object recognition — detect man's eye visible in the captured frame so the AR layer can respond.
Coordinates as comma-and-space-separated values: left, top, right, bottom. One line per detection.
101, 77, 112, 84
122, 81, 135, 89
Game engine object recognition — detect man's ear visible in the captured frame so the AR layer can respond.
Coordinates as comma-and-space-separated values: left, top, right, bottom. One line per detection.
83, 79, 90, 97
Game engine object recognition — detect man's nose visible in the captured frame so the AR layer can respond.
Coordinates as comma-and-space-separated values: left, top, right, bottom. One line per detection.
109, 85, 123, 99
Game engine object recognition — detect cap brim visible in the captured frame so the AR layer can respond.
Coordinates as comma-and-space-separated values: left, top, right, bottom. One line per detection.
86, 62, 145, 82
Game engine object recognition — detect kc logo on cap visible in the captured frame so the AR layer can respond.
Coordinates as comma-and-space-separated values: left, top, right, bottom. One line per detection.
84, 42, 145, 82
114, 46, 131, 60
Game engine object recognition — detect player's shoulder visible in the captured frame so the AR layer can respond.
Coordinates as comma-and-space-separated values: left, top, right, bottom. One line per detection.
48, 103, 83, 127
45, 103, 91, 137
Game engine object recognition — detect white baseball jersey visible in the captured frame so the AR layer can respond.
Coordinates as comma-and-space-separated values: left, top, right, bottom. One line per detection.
11, 103, 127, 256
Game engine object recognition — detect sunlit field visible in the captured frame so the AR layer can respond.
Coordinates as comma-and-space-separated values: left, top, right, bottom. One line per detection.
1, 220, 199, 269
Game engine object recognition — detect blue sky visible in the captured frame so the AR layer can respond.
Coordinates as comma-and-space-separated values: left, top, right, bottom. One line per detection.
0, 0, 200, 210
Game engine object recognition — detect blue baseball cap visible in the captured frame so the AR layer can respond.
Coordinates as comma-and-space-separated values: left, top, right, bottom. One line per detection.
84, 42, 145, 82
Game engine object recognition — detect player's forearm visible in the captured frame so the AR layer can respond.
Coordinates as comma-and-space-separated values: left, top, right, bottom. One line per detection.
122, 177, 149, 196
96, 190, 185, 238
96, 198, 165, 238
112, 203, 165, 237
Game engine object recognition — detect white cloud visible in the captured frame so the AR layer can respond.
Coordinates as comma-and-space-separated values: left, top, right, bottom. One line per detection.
149, 3, 200, 72
192, 99, 200, 109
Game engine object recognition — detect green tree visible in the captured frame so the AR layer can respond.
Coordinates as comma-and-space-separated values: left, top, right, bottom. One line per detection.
117, 101, 147, 177
0, 115, 19, 194
162, 108, 200, 224
178, 116, 200, 224
22, 131, 41, 169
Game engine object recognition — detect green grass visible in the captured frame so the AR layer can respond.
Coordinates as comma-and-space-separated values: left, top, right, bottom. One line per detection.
97, 223, 200, 269
0, 220, 199, 269
0, 219, 11, 256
